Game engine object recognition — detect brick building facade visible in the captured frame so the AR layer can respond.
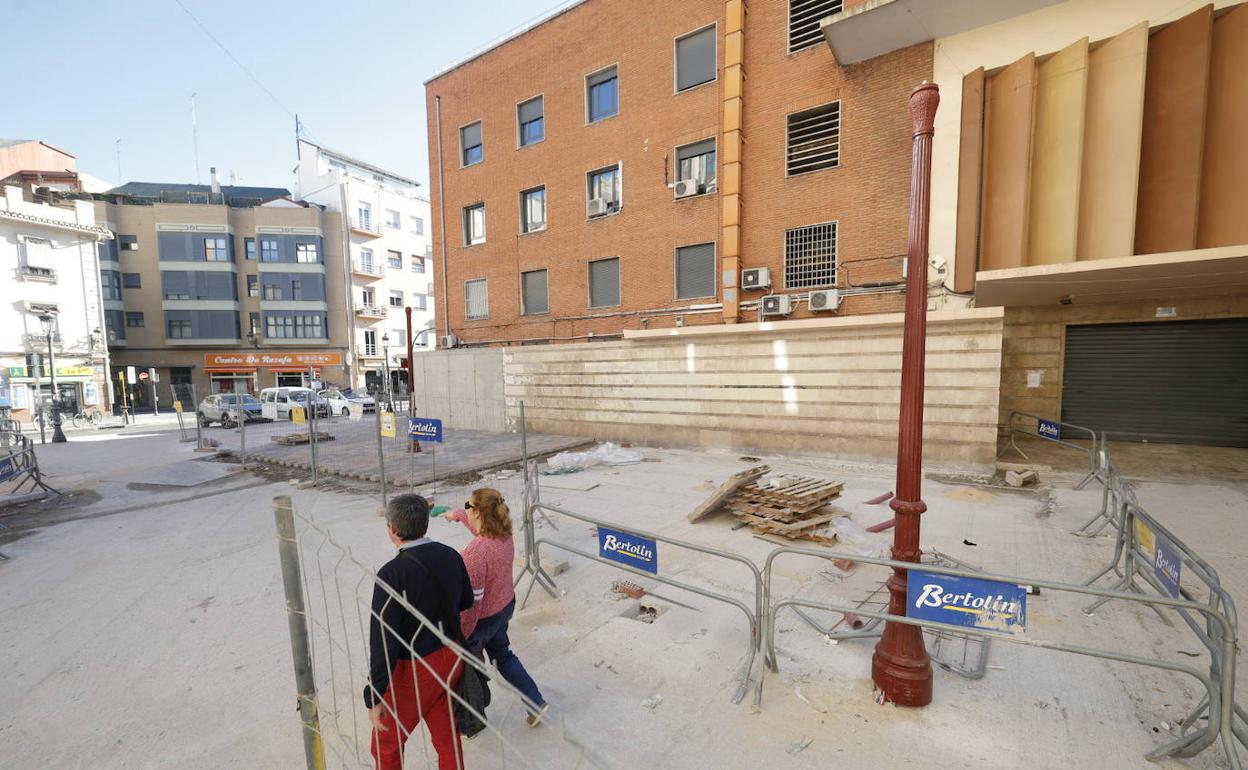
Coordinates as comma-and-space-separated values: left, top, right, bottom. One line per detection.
425, 0, 932, 345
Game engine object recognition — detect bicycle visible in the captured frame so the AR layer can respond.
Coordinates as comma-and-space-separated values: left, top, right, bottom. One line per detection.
69, 407, 103, 429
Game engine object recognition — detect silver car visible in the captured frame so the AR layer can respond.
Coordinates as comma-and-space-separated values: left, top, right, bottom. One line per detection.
319, 388, 377, 416
197, 394, 263, 427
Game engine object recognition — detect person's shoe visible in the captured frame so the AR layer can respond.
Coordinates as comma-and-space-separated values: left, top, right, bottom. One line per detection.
526, 703, 549, 728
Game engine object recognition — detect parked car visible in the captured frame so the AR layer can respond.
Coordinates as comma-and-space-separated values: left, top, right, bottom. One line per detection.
258, 387, 330, 421
197, 393, 263, 427
319, 388, 376, 416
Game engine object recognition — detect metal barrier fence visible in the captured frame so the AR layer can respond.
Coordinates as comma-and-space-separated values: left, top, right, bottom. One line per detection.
998, 410, 1103, 490
273, 495, 609, 769
761, 546, 1243, 768
0, 426, 59, 496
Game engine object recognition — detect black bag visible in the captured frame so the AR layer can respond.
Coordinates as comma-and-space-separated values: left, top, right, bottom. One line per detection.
399, 550, 492, 737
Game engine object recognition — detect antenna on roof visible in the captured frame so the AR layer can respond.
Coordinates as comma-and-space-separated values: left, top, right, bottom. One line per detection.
115, 139, 122, 184
190, 92, 201, 184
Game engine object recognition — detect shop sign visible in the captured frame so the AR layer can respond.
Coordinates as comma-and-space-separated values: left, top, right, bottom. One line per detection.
907, 570, 1027, 633
204, 352, 343, 368
57, 366, 94, 377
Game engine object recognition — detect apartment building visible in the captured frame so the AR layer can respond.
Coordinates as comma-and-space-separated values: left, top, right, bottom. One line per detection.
425, 0, 931, 345
93, 178, 349, 406
295, 140, 434, 394
827, 0, 1248, 446
0, 140, 113, 424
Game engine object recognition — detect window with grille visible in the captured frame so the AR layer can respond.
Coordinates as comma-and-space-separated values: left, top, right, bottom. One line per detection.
784, 222, 837, 289
521, 269, 548, 315
465, 279, 488, 319
788, 0, 842, 53
787, 101, 840, 176
588, 257, 620, 308
675, 243, 716, 299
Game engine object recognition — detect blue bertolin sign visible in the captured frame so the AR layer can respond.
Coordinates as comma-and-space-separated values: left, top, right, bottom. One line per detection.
1037, 419, 1061, 441
407, 417, 443, 443
1153, 539, 1182, 598
0, 455, 16, 484
597, 526, 658, 574
907, 570, 1027, 632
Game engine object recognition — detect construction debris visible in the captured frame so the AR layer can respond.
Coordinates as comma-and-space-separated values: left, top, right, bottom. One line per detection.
690, 468, 845, 544
1005, 469, 1039, 488
269, 432, 334, 446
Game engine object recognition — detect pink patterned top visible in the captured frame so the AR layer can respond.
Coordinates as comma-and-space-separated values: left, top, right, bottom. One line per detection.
446, 508, 517, 639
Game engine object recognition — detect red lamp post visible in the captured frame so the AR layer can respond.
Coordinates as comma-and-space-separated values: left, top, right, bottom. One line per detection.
871, 81, 940, 707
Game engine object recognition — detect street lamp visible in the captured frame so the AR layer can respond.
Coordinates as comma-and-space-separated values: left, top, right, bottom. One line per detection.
38, 313, 67, 443
871, 82, 939, 707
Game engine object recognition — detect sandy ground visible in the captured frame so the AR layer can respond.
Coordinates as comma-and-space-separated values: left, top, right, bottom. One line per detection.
1, 429, 1245, 769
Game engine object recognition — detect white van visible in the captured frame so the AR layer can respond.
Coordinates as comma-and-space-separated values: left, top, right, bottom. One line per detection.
258, 387, 331, 421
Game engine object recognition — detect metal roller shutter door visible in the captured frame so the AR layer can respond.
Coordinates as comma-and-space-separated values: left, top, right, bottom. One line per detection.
1061, 318, 1248, 446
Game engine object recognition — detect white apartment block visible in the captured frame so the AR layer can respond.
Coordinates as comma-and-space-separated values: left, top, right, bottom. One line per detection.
0, 182, 113, 424
296, 139, 434, 395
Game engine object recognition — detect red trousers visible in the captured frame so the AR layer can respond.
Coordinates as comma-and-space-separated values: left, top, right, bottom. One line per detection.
371, 648, 464, 770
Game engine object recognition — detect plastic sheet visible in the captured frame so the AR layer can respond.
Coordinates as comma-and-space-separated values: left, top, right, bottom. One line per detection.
830, 516, 890, 558
545, 442, 642, 472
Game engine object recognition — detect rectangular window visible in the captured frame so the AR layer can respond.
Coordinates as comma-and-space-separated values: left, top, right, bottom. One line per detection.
359, 248, 374, 271
118, 234, 138, 251
460, 121, 483, 166
263, 283, 282, 301
125, 312, 145, 328
675, 242, 717, 299
789, 0, 842, 53
363, 329, 377, 356
518, 96, 545, 146
295, 243, 318, 263
260, 239, 279, 262
362, 287, 376, 306
588, 257, 621, 308
205, 237, 229, 262
356, 202, 372, 231
587, 66, 619, 123
676, 25, 716, 92
521, 269, 549, 315
463, 203, 486, 245
249, 312, 260, 335
385, 209, 400, 229
787, 101, 840, 176
168, 319, 192, 338
411, 256, 425, 273
521, 186, 547, 233
409, 215, 424, 235
244, 237, 256, 260
122, 272, 142, 288
247, 275, 259, 297
389, 290, 404, 308
266, 315, 292, 338
411, 294, 427, 310
676, 139, 716, 191
587, 165, 621, 215
101, 270, 122, 301
784, 221, 837, 289
387, 250, 403, 269
291, 279, 303, 301
465, 278, 488, 320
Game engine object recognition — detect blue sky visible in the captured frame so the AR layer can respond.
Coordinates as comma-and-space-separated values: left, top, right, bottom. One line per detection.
4, 0, 562, 191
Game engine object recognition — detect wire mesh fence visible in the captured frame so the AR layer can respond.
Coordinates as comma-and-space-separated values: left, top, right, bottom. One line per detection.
275, 495, 609, 770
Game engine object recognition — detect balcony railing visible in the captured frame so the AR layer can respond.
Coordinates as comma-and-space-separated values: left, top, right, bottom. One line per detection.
17, 265, 57, 282
354, 304, 387, 318
352, 260, 384, 278
357, 345, 381, 358
350, 216, 382, 236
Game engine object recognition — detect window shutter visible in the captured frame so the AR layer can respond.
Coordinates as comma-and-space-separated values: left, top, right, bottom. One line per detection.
522, 270, 549, 314
676, 243, 716, 299
465, 279, 489, 319
518, 97, 543, 123
677, 139, 716, 163
789, 0, 842, 53
461, 122, 482, 148
588, 66, 616, 87
589, 258, 621, 307
786, 102, 840, 175
676, 26, 717, 91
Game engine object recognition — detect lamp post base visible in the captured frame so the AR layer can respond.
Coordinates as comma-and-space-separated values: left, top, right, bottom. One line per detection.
871, 584, 933, 706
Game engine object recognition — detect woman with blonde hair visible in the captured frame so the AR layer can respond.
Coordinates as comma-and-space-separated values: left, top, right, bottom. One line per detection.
446, 488, 548, 726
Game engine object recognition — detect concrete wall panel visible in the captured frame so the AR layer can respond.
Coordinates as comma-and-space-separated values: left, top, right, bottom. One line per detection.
1027, 39, 1088, 266
1198, 4, 1248, 248
979, 54, 1035, 271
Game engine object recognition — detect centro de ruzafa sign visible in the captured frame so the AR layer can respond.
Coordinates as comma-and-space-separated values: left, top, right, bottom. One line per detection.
204, 352, 343, 368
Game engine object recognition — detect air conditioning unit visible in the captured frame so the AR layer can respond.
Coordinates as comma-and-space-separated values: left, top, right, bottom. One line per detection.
761, 294, 793, 317
587, 198, 609, 217
124, 242, 138, 250
440, 333, 460, 349
741, 267, 771, 291
808, 288, 841, 312
673, 179, 699, 199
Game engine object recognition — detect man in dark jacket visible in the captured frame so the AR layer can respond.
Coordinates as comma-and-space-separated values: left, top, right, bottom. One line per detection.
365, 494, 474, 770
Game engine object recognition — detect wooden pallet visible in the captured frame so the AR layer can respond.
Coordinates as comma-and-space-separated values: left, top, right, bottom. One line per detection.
687, 464, 771, 523
736, 477, 844, 514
